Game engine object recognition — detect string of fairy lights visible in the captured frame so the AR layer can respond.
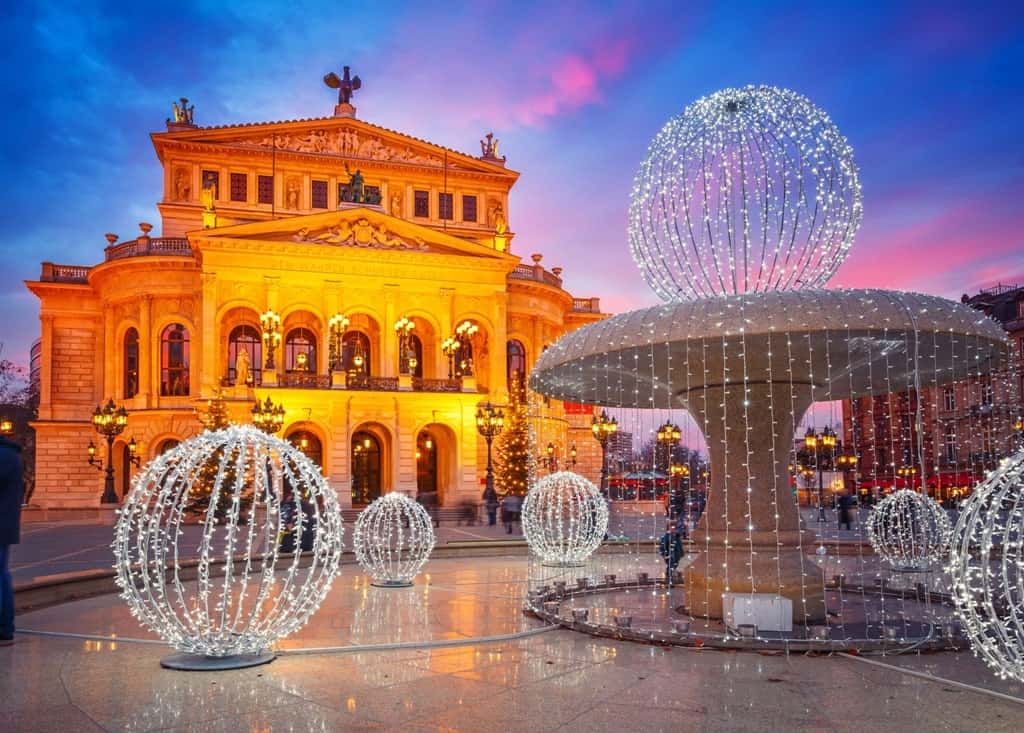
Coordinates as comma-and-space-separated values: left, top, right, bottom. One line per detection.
866, 488, 952, 571
521, 471, 608, 567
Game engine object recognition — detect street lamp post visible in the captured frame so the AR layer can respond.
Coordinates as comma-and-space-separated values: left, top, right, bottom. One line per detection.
394, 316, 416, 374
88, 399, 133, 504
251, 396, 286, 434
656, 420, 681, 510
453, 320, 479, 377
569, 442, 577, 468
260, 310, 282, 370
0, 417, 12, 436
328, 313, 350, 373
591, 409, 618, 497
475, 402, 505, 500
804, 426, 837, 521
544, 441, 557, 473
441, 337, 459, 379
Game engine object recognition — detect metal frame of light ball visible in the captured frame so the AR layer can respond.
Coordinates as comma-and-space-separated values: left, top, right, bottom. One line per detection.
353, 492, 436, 587
628, 84, 863, 302
112, 424, 345, 669
949, 450, 1024, 683
522, 471, 609, 567
866, 488, 952, 572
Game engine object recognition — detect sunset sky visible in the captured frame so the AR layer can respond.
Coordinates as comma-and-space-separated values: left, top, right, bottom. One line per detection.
1, 1, 1022, 367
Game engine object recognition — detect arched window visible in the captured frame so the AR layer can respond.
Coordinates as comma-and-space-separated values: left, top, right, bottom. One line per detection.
124, 328, 139, 399
285, 328, 317, 372
351, 431, 382, 505
456, 342, 474, 377
342, 331, 371, 375
407, 334, 423, 378
228, 324, 262, 385
160, 323, 190, 396
416, 430, 437, 495
157, 439, 179, 454
506, 339, 526, 389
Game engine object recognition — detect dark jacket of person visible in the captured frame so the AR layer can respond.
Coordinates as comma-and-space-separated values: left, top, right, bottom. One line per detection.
659, 531, 684, 568
0, 437, 25, 545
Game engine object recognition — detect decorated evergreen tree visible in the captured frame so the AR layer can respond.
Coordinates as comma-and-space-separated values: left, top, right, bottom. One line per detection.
495, 374, 536, 496
185, 390, 248, 520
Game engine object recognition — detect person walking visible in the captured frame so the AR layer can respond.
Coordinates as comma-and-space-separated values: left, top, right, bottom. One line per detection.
837, 492, 855, 531
0, 433, 24, 645
482, 486, 499, 526
502, 493, 522, 534
658, 521, 684, 586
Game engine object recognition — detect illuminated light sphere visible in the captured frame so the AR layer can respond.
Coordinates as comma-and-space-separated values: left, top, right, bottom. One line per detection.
866, 489, 951, 571
522, 471, 608, 567
629, 85, 862, 301
949, 451, 1024, 682
353, 492, 435, 587
113, 424, 344, 669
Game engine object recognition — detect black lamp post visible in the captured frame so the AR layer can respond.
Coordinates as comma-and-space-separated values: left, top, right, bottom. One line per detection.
476, 402, 505, 499
569, 442, 577, 468
328, 313, 349, 373
591, 409, 618, 496
804, 426, 837, 521
89, 399, 131, 504
544, 441, 557, 473
252, 396, 285, 434
260, 309, 282, 370
656, 420, 681, 508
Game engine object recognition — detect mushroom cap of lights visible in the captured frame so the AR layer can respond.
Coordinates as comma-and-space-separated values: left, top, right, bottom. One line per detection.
529, 84, 1013, 629
522, 471, 609, 567
112, 425, 345, 669
629, 85, 862, 302
949, 449, 1024, 682
353, 492, 436, 587
866, 489, 952, 571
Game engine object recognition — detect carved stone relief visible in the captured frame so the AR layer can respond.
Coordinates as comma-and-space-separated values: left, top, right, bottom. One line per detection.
292, 219, 428, 251
243, 128, 447, 167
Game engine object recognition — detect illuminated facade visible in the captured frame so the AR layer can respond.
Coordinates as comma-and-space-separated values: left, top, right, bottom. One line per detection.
26, 83, 604, 511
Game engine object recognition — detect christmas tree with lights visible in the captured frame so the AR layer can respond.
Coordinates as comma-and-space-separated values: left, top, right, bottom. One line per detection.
495, 374, 535, 496
185, 390, 248, 519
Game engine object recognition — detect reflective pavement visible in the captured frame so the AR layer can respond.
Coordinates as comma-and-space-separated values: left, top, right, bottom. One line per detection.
3, 556, 1023, 732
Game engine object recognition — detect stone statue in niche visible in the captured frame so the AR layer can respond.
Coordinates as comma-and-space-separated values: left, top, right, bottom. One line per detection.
286, 178, 301, 209
390, 190, 402, 216
342, 164, 365, 203
234, 347, 251, 386
201, 186, 215, 212
174, 168, 191, 201
488, 200, 507, 234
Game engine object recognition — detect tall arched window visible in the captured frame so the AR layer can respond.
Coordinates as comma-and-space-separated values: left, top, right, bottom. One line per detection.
228, 324, 262, 385
407, 334, 423, 378
351, 431, 382, 505
160, 323, 190, 396
124, 328, 139, 399
506, 339, 526, 389
342, 331, 371, 375
285, 328, 317, 372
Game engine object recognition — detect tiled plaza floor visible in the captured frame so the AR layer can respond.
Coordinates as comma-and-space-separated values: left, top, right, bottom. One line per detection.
3, 556, 1022, 732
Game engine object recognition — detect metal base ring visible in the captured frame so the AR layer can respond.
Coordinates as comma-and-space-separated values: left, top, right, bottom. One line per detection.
160, 652, 276, 671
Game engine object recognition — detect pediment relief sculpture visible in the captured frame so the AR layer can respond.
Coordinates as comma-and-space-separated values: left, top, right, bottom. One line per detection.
239, 128, 450, 167
292, 219, 428, 251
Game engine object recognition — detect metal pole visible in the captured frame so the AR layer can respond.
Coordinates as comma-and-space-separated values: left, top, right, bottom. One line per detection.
600, 442, 609, 496
485, 433, 495, 496
101, 432, 118, 504
817, 447, 826, 522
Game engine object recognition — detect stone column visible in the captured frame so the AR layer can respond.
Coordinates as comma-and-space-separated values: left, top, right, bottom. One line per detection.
139, 295, 152, 407
683, 381, 825, 622
38, 314, 54, 420
103, 303, 115, 400
382, 285, 398, 378
490, 296, 509, 404
200, 272, 218, 394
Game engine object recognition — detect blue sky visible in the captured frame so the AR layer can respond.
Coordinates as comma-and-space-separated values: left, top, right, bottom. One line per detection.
1, 1, 1022, 367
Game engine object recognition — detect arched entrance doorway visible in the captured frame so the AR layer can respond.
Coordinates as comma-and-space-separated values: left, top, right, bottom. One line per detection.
416, 430, 437, 496
287, 429, 323, 468
352, 431, 382, 505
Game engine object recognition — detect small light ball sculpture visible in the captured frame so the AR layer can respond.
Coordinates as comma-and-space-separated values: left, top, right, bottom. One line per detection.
629, 84, 862, 301
113, 424, 344, 670
866, 488, 951, 571
353, 492, 436, 587
949, 450, 1024, 682
522, 471, 608, 567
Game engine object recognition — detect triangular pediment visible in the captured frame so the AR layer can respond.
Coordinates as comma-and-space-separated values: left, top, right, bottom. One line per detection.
154, 116, 516, 177
191, 207, 518, 262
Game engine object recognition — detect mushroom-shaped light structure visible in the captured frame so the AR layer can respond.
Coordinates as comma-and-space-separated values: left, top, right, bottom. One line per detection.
113, 425, 345, 670
353, 492, 436, 587
949, 450, 1024, 682
522, 471, 608, 567
866, 489, 952, 571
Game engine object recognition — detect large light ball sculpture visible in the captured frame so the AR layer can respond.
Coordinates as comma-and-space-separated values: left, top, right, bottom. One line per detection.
353, 492, 435, 587
113, 424, 344, 670
629, 84, 862, 301
522, 471, 608, 567
866, 489, 952, 571
949, 451, 1024, 682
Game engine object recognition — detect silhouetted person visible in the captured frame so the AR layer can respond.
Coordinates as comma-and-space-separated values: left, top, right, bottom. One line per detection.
0, 434, 24, 645
658, 521, 684, 586
482, 486, 499, 526
838, 492, 856, 531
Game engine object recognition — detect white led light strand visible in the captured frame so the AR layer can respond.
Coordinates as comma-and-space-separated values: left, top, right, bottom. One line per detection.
949, 450, 1024, 682
112, 425, 344, 660
866, 488, 951, 571
353, 492, 435, 587
628, 85, 862, 302
522, 471, 609, 567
